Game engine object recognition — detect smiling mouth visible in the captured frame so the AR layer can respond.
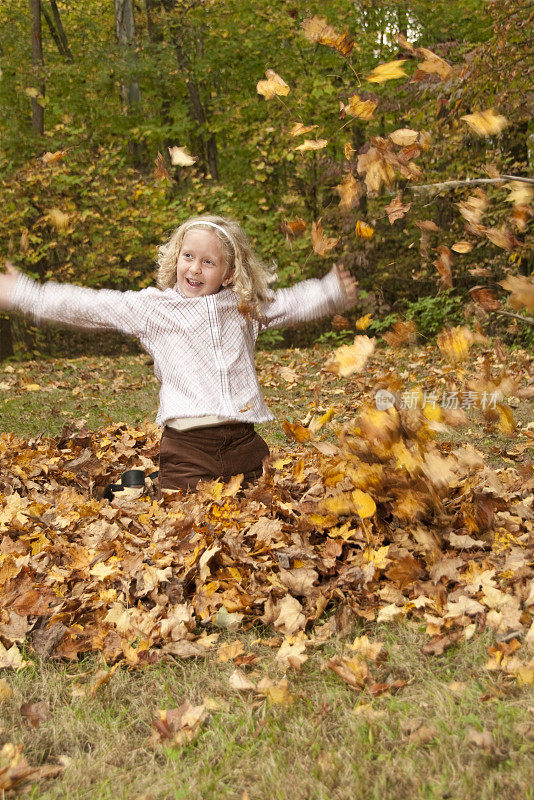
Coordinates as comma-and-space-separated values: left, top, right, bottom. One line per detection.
186, 278, 203, 288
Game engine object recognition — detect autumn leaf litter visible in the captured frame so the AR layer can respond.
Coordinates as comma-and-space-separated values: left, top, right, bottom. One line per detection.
1, 340, 533, 702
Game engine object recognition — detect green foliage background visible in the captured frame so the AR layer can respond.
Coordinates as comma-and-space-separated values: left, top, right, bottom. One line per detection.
0, 0, 532, 356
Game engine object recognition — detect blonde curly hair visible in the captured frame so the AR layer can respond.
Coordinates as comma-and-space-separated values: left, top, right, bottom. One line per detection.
156, 215, 276, 313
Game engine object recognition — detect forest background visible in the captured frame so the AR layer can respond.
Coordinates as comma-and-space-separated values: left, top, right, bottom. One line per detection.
0, 0, 532, 360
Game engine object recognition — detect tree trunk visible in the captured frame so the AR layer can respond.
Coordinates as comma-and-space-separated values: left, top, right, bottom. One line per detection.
114, 0, 145, 165
42, 1, 73, 61
30, 0, 45, 135
50, 0, 73, 60
0, 317, 14, 362
173, 38, 219, 180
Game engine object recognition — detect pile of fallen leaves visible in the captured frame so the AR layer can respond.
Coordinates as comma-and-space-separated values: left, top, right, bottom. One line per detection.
1, 386, 533, 688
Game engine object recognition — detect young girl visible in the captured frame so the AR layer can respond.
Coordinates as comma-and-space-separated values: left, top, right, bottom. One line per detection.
0, 215, 357, 492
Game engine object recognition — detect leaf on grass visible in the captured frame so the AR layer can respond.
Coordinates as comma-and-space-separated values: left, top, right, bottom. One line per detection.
366, 60, 407, 83
461, 109, 508, 137
350, 635, 383, 661
217, 640, 245, 663
256, 676, 295, 705
229, 669, 256, 692
168, 146, 197, 167
256, 69, 290, 99
0, 643, 28, 670
282, 419, 312, 443
327, 655, 369, 688
20, 701, 50, 729
275, 636, 308, 670
152, 701, 207, 746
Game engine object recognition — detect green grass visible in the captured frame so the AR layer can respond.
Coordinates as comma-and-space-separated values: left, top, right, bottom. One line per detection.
2, 625, 533, 800
1, 345, 533, 798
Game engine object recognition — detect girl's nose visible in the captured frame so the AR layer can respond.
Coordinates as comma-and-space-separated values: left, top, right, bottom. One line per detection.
189, 260, 201, 274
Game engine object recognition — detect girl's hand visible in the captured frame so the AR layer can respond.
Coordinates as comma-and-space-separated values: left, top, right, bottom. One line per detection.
333, 263, 358, 306
0, 261, 20, 311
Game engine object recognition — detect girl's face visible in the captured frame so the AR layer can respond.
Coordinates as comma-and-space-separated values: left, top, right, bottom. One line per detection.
175, 229, 233, 298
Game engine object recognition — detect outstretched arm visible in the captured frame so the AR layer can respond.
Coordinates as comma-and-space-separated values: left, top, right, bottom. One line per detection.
4, 268, 154, 340
260, 264, 358, 330
0, 261, 20, 312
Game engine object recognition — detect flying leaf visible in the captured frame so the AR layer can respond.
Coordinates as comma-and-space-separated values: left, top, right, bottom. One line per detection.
326, 335, 376, 377
344, 142, 356, 159
433, 245, 453, 289
311, 218, 339, 255
342, 94, 377, 120
485, 226, 518, 250
355, 220, 374, 239
168, 146, 197, 167
389, 128, 419, 146
469, 286, 501, 312
154, 152, 171, 181
416, 49, 452, 80
256, 69, 290, 100
355, 313, 372, 330
504, 181, 534, 206
437, 326, 473, 363
301, 16, 355, 56
366, 60, 407, 83
335, 174, 362, 210
451, 241, 473, 253
281, 217, 307, 239
293, 139, 328, 152
384, 195, 412, 224
42, 150, 67, 165
290, 123, 318, 136
500, 275, 534, 312
382, 319, 417, 347
461, 109, 509, 137
282, 419, 312, 442
48, 209, 70, 231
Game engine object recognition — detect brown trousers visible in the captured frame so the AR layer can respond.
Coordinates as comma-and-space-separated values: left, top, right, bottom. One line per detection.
159, 422, 269, 493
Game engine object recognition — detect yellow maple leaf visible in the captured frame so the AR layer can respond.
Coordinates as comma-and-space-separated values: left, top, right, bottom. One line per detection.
256, 69, 290, 100
293, 138, 328, 152
355, 313, 372, 330
326, 335, 376, 377
355, 220, 374, 239
289, 122, 318, 136
301, 16, 355, 56
366, 60, 407, 83
437, 326, 473, 363
389, 128, 419, 146
335, 174, 362, 210
311, 218, 339, 256
461, 109, 508, 137
352, 489, 376, 519
343, 94, 377, 120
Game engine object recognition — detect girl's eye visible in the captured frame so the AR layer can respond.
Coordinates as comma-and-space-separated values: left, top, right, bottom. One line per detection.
204, 259, 213, 266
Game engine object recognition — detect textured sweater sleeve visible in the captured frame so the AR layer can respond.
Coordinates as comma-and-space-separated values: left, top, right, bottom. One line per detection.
9, 274, 152, 339
259, 269, 348, 330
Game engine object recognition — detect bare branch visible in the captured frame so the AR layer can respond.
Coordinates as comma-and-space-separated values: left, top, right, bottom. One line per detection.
410, 175, 534, 193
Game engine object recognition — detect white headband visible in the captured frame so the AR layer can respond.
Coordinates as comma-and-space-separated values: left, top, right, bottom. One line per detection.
183, 221, 235, 254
